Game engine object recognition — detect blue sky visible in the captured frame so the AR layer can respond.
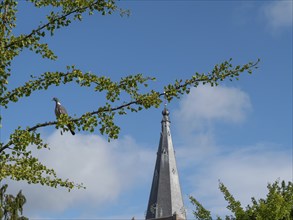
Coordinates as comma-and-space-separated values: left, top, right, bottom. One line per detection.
2, 0, 292, 219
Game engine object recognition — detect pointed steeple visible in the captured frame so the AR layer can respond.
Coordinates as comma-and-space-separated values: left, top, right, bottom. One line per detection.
146, 106, 186, 220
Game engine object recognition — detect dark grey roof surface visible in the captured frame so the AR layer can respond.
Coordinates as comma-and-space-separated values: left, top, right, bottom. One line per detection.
146, 108, 186, 220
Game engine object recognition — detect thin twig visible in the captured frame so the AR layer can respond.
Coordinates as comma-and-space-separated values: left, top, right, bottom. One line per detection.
4, 1, 104, 49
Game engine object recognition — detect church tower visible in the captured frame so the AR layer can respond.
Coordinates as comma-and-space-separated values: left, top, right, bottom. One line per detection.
146, 107, 186, 220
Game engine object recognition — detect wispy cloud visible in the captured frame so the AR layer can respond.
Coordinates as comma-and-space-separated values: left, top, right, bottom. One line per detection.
173, 85, 252, 171
174, 86, 251, 133
183, 142, 292, 218
4, 85, 291, 219
5, 132, 154, 218
261, 0, 293, 30
173, 86, 292, 218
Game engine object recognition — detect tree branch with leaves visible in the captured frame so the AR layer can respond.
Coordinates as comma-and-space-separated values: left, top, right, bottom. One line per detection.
0, 0, 259, 191
190, 180, 293, 220
0, 184, 28, 220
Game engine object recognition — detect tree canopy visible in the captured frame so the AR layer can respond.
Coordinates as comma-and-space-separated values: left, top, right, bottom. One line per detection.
190, 180, 293, 220
0, 184, 28, 220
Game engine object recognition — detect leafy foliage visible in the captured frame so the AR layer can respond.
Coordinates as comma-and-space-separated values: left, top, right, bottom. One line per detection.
0, 0, 259, 190
189, 196, 212, 220
190, 180, 293, 220
0, 184, 28, 220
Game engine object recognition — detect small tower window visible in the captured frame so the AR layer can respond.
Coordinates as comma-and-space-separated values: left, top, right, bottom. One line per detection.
162, 149, 168, 155
150, 203, 157, 214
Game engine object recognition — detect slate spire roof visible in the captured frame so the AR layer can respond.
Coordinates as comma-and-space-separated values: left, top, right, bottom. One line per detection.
146, 106, 186, 220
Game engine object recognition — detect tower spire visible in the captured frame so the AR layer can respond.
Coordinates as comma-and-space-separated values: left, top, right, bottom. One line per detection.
146, 108, 186, 220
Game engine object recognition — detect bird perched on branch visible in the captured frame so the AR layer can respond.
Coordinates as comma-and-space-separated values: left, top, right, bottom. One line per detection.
52, 97, 75, 135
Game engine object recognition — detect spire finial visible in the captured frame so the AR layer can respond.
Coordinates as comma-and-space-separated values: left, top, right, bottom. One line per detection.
162, 91, 169, 116
163, 91, 167, 108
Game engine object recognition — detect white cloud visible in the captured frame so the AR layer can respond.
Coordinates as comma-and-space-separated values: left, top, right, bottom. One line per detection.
173, 86, 292, 218
262, 0, 293, 30
5, 132, 154, 218
183, 142, 292, 218
4, 85, 291, 219
174, 86, 251, 133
